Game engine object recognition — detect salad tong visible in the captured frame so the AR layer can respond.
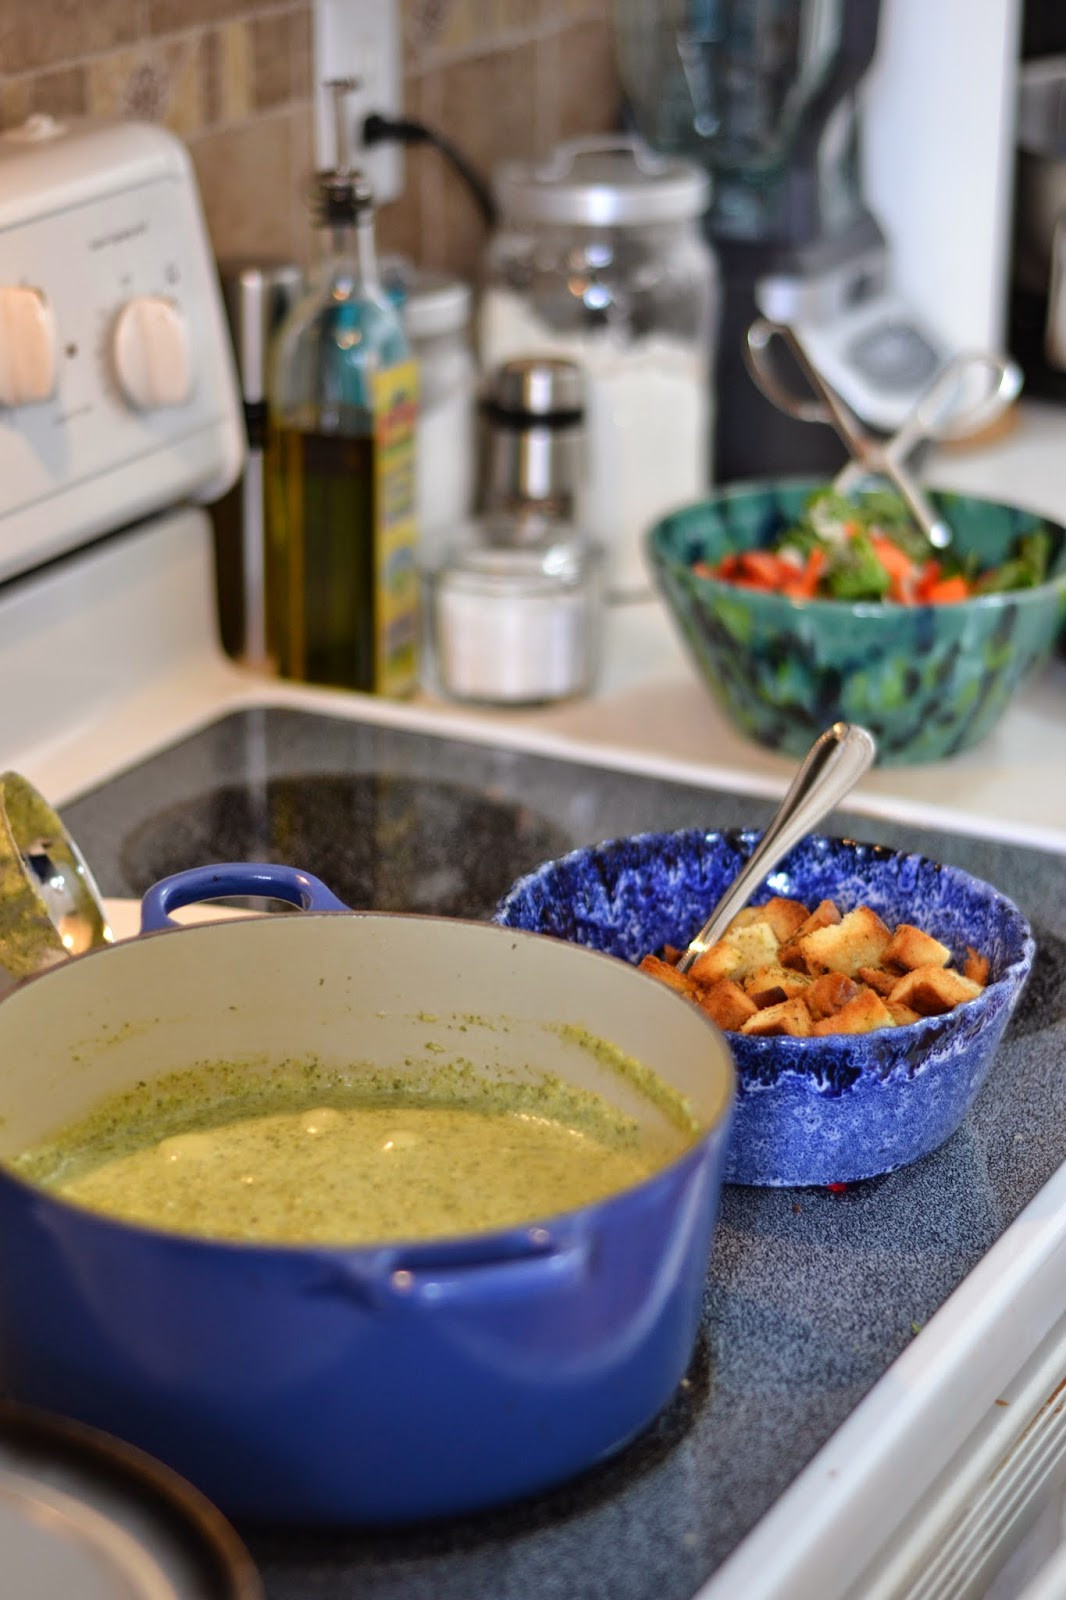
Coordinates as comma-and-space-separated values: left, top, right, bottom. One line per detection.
744, 318, 1023, 551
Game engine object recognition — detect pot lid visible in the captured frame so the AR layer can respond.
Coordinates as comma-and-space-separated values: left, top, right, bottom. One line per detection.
494, 135, 711, 228
0, 1401, 262, 1600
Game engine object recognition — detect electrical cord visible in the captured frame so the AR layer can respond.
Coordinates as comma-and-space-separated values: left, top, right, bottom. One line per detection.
362, 112, 498, 228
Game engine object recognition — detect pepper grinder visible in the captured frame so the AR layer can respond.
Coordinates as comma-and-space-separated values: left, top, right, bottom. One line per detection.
427, 357, 604, 706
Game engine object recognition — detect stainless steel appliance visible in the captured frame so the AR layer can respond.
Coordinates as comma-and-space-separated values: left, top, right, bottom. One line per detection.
612, 0, 1023, 480
5, 108, 1066, 1600
611, 0, 951, 479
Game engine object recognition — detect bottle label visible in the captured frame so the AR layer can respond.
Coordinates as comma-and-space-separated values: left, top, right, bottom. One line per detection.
371, 359, 420, 696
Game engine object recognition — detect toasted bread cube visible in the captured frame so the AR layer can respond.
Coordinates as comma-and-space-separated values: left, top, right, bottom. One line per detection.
639, 954, 702, 1000
740, 997, 813, 1037
661, 944, 683, 967
743, 964, 812, 1009
723, 907, 772, 935
855, 965, 900, 998
689, 919, 780, 984
811, 987, 895, 1036
758, 896, 811, 943
794, 898, 842, 939
887, 964, 984, 1016
798, 906, 892, 978
963, 945, 990, 986
887, 1001, 922, 1027
699, 979, 758, 1032
883, 924, 951, 972
779, 898, 842, 970
686, 940, 742, 985
805, 971, 863, 1021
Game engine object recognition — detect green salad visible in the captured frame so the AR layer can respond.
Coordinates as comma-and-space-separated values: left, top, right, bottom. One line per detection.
693, 488, 1053, 605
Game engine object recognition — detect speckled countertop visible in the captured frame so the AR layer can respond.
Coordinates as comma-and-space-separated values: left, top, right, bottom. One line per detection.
61, 706, 1066, 1600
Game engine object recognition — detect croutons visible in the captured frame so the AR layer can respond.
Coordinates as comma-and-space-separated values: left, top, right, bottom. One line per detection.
887, 964, 984, 1016
882, 924, 951, 972
963, 945, 990, 986
743, 964, 812, 1009
779, 898, 841, 971
699, 979, 759, 1031
855, 965, 900, 998
689, 919, 780, 985
756, 896, 811, 943
639, 953, 702, 999
797, 906, 892, 977
740, 998, 813, 1037
811, 988, 895, 1036
805, 971, 863, 1021
638, 894, 990, 1039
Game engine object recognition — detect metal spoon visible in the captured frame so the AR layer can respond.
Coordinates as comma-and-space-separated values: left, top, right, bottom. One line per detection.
675, 723, 877, 975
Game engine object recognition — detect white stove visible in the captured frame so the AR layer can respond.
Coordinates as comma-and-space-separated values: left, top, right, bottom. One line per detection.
5, 115, 1066, 1600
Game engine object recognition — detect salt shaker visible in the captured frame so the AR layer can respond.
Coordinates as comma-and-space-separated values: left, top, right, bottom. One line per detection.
427, 358, 603, 706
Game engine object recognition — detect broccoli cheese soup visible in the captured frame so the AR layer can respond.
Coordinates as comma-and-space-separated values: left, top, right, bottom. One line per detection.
10, 1052, 697, 1245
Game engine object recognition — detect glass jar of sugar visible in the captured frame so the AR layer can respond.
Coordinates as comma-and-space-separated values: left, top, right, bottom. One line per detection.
427, 358, 604, 706
481, 136, 717, 599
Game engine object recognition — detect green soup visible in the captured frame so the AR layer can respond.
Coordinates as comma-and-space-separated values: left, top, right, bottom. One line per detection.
11, 1051, 696, 1246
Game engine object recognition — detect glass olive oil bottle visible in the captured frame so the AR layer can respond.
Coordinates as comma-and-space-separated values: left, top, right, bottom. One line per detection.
265, 80, 419, 695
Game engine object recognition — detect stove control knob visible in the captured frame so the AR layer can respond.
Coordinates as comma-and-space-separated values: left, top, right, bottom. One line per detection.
113, 295, 193, 410
0, 286, 58, 406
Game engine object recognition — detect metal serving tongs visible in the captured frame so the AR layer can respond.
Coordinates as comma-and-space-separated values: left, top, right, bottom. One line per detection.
744, 318, 1023, 551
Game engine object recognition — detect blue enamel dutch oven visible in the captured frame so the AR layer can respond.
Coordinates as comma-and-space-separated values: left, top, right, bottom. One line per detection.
0, 863, 735, 1525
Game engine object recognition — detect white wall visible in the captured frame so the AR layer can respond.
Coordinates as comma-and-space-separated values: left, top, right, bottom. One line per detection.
861, 0, 1022, 350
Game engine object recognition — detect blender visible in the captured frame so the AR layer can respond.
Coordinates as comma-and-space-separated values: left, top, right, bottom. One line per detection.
612, 0, 951, 480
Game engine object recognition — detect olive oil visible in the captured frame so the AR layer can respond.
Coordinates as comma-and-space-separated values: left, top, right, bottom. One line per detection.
266, 422, 418, 693
265, 80, 419, 696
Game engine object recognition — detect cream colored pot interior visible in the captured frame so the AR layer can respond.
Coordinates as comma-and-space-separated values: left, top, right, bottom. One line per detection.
0, 914, 734, 1160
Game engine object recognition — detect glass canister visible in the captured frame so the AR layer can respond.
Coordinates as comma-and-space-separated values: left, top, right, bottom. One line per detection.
427, 358, 604, 707
402, 271, 476, 570
480, 135, 717, 599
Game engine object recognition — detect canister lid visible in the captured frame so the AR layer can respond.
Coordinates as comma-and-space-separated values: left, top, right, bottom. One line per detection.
494, 135, 710, 228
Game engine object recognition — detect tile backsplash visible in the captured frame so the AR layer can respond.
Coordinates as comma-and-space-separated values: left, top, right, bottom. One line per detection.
0, 0, 621, 280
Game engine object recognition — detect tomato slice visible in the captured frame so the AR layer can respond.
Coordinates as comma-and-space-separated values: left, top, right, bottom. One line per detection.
870, 534, 916, 584
921, 575, 971, 604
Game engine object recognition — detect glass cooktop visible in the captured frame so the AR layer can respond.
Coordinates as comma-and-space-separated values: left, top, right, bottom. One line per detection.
59, 707, 1066, 1600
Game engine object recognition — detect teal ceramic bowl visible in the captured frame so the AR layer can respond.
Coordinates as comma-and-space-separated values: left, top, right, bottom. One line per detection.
647, 479, 1066, 765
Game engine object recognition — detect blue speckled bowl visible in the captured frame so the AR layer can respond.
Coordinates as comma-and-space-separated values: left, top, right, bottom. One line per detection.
647, 480, 1066, 765
496, 831, 1035, 1187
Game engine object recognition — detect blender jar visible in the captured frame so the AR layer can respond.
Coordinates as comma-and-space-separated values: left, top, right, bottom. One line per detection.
480, 136, 717, 598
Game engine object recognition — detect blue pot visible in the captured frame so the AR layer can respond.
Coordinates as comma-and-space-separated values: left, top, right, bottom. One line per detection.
0, 864, 735, 1524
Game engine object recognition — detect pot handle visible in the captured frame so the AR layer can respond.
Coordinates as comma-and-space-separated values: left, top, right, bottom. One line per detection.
388, 1238, 591, 1308
315, 1231, 592, 1311
140, 862, 350, 932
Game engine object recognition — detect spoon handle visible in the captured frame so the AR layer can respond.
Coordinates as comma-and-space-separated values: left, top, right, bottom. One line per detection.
675, 723, 877, 974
